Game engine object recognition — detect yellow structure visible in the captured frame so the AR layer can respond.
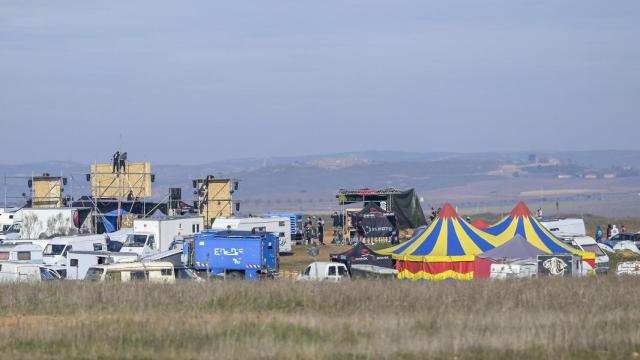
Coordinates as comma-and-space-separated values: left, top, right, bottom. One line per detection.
31, 176, 63, 208
194, 177, 235, 228
91, 162, 152, 199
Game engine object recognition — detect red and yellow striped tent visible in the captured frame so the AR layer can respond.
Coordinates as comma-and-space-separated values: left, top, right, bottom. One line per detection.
378, 203, 505, 280
484, 201, 596, 267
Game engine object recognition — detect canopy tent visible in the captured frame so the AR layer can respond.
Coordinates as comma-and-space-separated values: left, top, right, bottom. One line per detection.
101, 209, 131, 233
147, 209, 167, 219
330, 242, 394, 272
474, 235, 548, 278
353, 203, 397, 239
472, 219, 490, 229
378, 203, 504, 280
484, 201, 596, 267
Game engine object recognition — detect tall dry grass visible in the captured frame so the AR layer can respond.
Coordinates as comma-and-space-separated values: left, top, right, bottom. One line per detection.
0, 278, 638, 359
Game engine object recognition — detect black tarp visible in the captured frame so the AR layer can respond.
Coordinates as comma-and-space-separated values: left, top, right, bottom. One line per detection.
354, 203, 396, 238
389, 189, 427, 230
330, 242, 394, 271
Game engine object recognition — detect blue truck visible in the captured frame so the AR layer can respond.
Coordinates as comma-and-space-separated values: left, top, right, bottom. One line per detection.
183, 230, 279, 281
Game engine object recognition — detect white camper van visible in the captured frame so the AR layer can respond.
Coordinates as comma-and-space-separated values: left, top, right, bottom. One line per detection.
570, 236, 610, 274
66, 250, 139, 280
211, 217, 292, 253
42, 234, 107, 266
0, 262, 61, 283
121, 216, 204, 257
540, 218, 587, 238
85, 261, 176, 283
0, 244, 43, 263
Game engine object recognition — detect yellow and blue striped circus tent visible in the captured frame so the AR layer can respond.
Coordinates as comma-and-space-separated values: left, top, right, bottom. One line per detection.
378, 203, 506, 280
484, 201, 596, 266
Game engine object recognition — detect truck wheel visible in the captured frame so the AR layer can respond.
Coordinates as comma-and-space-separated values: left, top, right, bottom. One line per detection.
226, 271, 244, 280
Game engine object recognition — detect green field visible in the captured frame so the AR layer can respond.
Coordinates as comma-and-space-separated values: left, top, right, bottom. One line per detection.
1, 278, 640, 359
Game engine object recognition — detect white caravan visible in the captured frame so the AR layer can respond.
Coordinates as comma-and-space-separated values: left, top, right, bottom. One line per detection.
42, 234, 107, 266
0, 244, 43, 263
85, 261, 176, 283
121, 216, 204, 257
66, 250, 139, 280
540, 218, 587, 238
297, 262, 350, 282
0, 262, 61, 283
211, 217, 292, 253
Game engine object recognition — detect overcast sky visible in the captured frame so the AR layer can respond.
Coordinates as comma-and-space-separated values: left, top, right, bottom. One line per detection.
1, 1, 639, 165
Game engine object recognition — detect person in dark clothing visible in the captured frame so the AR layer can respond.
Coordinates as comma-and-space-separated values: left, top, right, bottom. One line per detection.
119, 152, 128, 173
317, 217, 325, 245
112, 151, 120, 173
331, 212, 340, 227
606, 224, 612, 240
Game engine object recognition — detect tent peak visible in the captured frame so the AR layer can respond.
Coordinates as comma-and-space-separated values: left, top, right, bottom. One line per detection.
510, 201, 533, 217
438, 203, 458, 219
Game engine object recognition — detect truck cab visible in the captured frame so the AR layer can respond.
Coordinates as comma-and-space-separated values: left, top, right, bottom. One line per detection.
121, 233, 156, 256
0, 222, 22, 241
42, 235, 107, 267
298, 262, 350, 282
569, 236, 609, 274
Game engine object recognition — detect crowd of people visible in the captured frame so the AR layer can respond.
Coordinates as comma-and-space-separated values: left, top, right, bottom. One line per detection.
596, 223, 630, 242
303, 216, 325, 245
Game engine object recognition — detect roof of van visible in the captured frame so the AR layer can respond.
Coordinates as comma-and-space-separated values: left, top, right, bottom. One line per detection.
67, 250, 139, 256
89, 261, 174, 271
135, 215, 203, 221
0, 244, 42, 251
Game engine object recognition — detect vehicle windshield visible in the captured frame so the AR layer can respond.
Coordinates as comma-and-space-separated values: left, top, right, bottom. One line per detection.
175, 268, 198, 280
43, 244, 66, 256
39, 268, 57, 281
123, 234, 147, 247
581, 244, 606, 257
85, 268, 104, 281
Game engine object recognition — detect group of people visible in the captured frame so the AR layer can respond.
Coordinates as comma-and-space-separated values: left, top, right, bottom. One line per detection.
303, 216, 325, 245
111, 151, 128, 174
595, 224, 629, 241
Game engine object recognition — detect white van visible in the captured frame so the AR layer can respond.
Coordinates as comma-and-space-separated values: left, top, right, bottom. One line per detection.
66, 250, 140, 280
569, 236, 609, 274
0, 244, 43, 263
43, 234, 107, 266
85, 261, 176, 283
211, 217, 292, 253
297, 262, 350, 282
0, 262, 61, 283
540, 218, 587, 238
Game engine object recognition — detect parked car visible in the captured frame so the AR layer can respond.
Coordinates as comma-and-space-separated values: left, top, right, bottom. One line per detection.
0, 262, 62, 283
298, 262, 350, 282
605, 233, 640, 249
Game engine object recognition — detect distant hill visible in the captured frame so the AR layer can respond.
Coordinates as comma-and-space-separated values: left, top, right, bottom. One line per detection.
2, 150, 640, 216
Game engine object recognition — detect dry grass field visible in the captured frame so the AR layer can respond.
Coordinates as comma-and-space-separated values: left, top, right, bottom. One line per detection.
1, 278, 640, 359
